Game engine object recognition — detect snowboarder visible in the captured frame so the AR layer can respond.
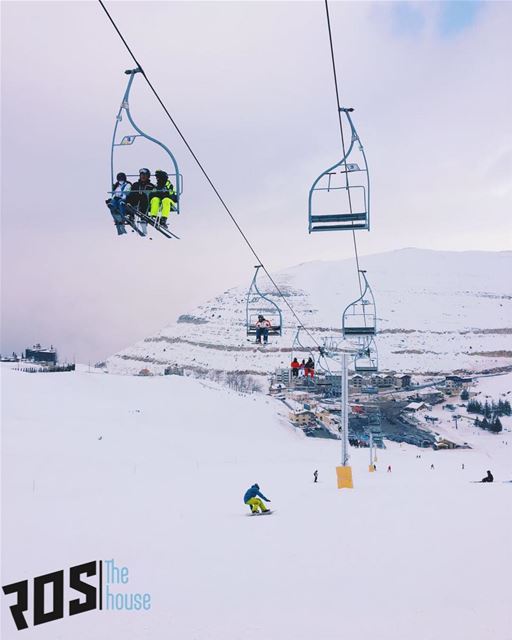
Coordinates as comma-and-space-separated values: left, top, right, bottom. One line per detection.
255, 315, 271, 345
481, 470, 494, 483
313, 470, 318, 483
106, 172, 131, 235
149, 169, 177, 227
291, 358, 300, 378
244, 483, 271, 514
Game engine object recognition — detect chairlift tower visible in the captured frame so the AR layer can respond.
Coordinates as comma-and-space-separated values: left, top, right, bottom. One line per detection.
320, 339, 354, 489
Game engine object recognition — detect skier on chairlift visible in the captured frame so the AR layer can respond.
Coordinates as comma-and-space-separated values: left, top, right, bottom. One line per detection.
106, 172, 131, 235
150, 170, 177, 228
128, 168, 155, 219
255, 315, 272, 345
304, 357, 315, 378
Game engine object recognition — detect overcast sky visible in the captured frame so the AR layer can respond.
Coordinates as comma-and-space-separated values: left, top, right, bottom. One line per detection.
1, 1, 511, 363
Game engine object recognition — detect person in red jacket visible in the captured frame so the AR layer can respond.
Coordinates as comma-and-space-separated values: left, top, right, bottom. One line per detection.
291, 358, 300, 378
304, 357, 315, 378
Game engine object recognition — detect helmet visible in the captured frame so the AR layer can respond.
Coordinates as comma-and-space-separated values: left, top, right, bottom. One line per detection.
155, 169, 168, 180
116, 172, 127, 182
139, 168, 150, 176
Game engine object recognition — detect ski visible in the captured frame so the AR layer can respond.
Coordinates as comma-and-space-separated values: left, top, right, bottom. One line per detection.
126, 204, 180, 240
123, 215, 146, 237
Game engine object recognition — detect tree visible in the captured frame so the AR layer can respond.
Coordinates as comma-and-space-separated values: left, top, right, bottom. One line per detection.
460, 389, 469, 401
490, 416, 503, 433
467, 399, 482, 414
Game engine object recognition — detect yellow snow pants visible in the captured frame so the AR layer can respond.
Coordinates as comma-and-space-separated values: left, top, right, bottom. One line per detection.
246, 497, 268, 513
149, 196, 173, 219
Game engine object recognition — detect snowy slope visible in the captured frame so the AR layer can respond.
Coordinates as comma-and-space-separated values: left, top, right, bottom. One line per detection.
106, 249, 512, 378
2, 366, 512, 640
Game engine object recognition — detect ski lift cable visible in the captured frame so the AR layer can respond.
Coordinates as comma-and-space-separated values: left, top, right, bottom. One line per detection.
98, 0, 322, 349
323, 0, 363, 296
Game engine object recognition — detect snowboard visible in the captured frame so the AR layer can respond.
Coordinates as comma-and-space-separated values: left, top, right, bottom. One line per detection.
247, 510, 273, 516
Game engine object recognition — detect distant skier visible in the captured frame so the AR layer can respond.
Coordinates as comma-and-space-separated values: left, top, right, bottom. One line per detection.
313, 470, 318, 483
244, 483, 271, 514
106, 172, 131, 235
291, 358, 300, 378
255, 316, 271, 345
430, 463, 435, 470
299, 359, 306, 377
481, 470, 494, 483
387, 465, 392, 473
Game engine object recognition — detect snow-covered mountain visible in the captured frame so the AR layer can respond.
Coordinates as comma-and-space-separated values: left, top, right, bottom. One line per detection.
106, 248, 512, 378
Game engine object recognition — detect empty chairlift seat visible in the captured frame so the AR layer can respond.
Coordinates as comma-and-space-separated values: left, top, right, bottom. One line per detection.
353, 337, 378, 373
308, 108, 370, 233
342, 270, 377, 337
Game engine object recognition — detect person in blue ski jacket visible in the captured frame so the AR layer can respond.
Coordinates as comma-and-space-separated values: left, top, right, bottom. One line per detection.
243, 483, 271, 513
106, 172, 131, 235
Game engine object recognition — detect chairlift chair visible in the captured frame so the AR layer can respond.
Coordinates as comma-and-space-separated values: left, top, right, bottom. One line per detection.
110, 68, 183, 232
342, 270, 377, 337
246, 266, 283, 337
353, 337, 378, 374
308, 108, 370, 233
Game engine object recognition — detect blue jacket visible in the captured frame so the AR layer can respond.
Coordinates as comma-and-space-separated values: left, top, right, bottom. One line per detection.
244, 484, 269, 503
